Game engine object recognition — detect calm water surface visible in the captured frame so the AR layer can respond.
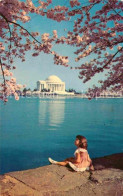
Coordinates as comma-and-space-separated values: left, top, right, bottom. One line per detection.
0, 97, 123, 174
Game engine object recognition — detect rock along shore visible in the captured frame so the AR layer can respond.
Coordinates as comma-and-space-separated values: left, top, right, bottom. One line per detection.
0, 153, 123, 196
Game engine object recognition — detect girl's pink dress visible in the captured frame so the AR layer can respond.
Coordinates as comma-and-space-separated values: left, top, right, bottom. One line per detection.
69, 147, 92, 172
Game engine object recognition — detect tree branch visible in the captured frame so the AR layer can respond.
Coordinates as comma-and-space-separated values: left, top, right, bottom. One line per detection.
0, 58, 6, 87
0, 12, 12, 64
0, 12, 42, 45
104, 0, 122, 17
97, 47, 123, 72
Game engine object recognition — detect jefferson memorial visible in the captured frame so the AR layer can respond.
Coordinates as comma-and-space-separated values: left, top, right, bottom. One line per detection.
37, 75, 66, 93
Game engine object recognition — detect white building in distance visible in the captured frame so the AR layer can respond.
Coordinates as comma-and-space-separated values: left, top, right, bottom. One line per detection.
37, 75, 66, 93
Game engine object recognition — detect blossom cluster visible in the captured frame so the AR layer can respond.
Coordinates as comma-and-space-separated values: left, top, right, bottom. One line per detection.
53, 53, 69, 67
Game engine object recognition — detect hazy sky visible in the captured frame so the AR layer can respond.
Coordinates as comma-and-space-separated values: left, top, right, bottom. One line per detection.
13, 0, 107, 92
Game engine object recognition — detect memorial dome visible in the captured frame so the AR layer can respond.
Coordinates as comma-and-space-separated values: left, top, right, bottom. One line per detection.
46, 75, 62, 83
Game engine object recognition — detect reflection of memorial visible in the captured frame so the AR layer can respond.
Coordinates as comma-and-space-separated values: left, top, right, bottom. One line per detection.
49, 100, 65, 127
38, 100, 65, 128
38, 100, 47, 125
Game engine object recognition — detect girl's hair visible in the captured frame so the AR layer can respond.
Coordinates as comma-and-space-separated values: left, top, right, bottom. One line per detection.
76, 135, 88, 149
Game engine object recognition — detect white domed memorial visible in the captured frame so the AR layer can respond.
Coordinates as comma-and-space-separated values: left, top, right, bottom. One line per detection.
37, 75, 65, 93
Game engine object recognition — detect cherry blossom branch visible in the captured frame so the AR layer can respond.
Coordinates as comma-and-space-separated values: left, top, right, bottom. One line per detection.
106, 74, 123, 88
0, 58, 6, 87
96, 47, 123, 72
2, 20, 41, 45
79, 46, 122, 84
104, 0, 122, 17
0, 12, 12, 64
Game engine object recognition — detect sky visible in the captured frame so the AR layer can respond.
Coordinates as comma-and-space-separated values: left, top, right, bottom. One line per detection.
12, 0, 111, 92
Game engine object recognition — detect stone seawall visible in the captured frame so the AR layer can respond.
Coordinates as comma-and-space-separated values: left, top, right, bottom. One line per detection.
0, 153, 123, 196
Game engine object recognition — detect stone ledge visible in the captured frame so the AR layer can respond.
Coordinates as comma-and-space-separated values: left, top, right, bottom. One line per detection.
0, 153, 123, 196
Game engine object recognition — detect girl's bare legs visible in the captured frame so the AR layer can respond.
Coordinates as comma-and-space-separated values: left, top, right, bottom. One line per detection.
48, 157, 76, 166
56, 161, 68, 166
89, 161, 94, 171
90, 164, 94, 171
55, 157, 75, 166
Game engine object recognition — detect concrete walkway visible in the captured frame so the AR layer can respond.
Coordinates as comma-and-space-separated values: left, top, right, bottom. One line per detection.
0, 153, 123, 196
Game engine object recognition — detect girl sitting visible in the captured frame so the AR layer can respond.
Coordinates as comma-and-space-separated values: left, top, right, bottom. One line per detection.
48, 135, 94, 172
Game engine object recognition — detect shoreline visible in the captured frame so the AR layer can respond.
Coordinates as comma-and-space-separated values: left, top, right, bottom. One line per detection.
1, 152, 123, 196
7, 95, 123, 99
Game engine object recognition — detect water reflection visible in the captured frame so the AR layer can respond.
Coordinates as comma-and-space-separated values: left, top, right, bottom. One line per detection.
38, 100, 47, 125
38, 99, 65, 128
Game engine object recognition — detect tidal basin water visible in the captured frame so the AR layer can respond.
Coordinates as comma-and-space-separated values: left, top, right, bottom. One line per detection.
0, 97, 123, 174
